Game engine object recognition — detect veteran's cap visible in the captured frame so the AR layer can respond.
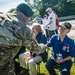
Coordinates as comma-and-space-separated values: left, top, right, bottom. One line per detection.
46, 8, 52, 12
59, 22, 72, 30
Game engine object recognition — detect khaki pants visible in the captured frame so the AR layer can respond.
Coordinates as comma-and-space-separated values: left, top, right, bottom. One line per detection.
19, 51, 42, 75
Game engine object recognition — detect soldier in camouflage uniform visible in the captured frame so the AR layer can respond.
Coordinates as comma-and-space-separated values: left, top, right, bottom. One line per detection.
13, 3, 34, 75
0, 3, 45, 75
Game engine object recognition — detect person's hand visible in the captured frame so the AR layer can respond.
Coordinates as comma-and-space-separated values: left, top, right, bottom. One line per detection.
32, 33, 36, 40
55, 58, 64, 64
43, 45, 48, 49
44, 26, 46, 29
44, 25, 47, 29
45, 25, 47, 28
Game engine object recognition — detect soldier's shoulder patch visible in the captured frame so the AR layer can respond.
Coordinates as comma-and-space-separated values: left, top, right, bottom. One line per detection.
50, 17, 52, 20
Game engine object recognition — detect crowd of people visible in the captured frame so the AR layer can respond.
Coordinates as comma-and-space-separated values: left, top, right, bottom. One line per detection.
0, 2, 75, 75
14, 4, 75, 75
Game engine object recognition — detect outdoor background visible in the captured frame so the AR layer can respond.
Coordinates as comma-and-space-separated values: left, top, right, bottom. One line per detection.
0, 0, 75, 19
0, 0, 75, 75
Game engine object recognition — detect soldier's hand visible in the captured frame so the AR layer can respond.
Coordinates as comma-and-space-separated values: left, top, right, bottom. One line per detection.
38, 44, 45, 49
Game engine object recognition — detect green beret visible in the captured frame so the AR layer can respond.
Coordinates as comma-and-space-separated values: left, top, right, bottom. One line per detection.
17, 3, 34, 17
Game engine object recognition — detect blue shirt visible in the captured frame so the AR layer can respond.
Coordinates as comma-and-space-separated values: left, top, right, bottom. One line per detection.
36, 33, 48, 62
46, 34, 75, 58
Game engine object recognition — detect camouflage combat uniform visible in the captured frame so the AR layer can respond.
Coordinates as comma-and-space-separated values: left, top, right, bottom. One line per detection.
0, 11, 45, 75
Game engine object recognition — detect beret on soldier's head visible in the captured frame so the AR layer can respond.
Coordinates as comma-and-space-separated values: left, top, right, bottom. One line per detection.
17, 3, 34, 17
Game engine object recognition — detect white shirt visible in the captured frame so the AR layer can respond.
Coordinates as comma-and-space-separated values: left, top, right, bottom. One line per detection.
47, 11, 56, 31
43, 18, 49, 29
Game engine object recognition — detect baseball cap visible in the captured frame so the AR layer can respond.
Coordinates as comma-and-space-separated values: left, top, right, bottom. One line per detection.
46, 8, 52, 12
43, 15, 47, 17
59, 22, 72, 30
17, 3, 34, 17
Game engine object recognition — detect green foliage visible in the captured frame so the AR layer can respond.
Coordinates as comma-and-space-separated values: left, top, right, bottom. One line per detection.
6, 0, 75, 18
38, 0, 75, 17
4, 0, 75, 18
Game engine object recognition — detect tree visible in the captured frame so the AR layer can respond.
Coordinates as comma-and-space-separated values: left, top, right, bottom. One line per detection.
39, 0, 75, 17
25, 0, 75, 17
67, 0, 75, 3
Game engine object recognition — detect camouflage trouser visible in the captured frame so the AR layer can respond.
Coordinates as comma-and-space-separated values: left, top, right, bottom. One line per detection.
0, 62, 15, 75
14, 46, 26, 74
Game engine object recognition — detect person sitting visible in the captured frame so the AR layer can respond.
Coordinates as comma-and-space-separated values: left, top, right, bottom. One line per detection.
43, 22, 75, 75
19, 22, 48, 75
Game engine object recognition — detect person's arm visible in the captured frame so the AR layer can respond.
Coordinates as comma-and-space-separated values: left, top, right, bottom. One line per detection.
45, 15, 53, 27
32, 33, 36, 40
63, 56, 73, 62
45, 21, 52, 27
55, 56, 73, 64
43, 35, 56, 49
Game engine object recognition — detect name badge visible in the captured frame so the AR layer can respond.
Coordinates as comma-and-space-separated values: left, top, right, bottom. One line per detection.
56, 53, 63, 59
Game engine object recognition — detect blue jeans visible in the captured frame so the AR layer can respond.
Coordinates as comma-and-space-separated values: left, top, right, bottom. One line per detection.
46, 58, 72, 75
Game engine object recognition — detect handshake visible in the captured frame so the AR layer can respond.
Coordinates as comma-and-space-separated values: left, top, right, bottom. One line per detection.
32, 43, 48, 55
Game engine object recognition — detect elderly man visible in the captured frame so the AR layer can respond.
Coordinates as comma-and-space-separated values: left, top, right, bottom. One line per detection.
45, 8, 56, 40
44, 22, 75, 75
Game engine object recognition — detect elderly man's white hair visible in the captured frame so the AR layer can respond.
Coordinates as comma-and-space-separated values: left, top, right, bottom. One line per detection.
46, 8, 52, 12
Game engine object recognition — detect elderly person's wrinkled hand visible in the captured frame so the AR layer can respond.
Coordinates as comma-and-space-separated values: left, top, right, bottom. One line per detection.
43, 45, 48, 49
55, 58, 64, 64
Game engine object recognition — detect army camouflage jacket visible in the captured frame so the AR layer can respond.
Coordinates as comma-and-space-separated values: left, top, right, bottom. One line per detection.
0, 11, 45, 67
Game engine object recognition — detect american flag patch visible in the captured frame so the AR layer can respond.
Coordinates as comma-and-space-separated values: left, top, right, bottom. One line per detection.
50, 17, 52, 20
62, 46, 66, 51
